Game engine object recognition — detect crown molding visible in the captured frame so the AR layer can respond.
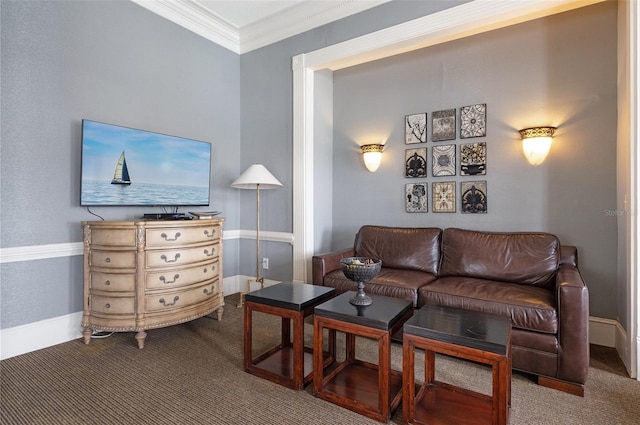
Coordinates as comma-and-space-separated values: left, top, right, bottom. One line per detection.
239, 0, 391, 54
131, 0, 391, 54
132, 0, 240, 52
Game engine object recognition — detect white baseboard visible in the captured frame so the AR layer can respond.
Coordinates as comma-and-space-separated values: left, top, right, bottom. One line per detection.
1, 299, 626, 362
0, 311, 83, 360
1, 275, 280, 361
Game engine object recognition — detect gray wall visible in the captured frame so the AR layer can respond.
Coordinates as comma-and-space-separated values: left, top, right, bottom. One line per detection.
0, 0, 240, 328
332, 2, 618, 319
0, 0, 622, 330
237, 0, 469, 279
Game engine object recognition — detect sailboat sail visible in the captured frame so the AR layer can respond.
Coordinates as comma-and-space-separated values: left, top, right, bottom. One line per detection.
111, 151, 132, 185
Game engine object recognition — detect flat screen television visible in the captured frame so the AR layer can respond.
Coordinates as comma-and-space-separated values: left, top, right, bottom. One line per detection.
81, 119, 211, 206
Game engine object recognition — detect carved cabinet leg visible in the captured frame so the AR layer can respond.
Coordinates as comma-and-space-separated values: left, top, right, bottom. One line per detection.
135, 331, 147, 349
82, 327, 92, 345
216, 306, 224, 321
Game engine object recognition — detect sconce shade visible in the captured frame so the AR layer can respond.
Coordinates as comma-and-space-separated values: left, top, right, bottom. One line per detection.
361, 144, 384, 172
231, 164, 283, 189
519, 127, 556, 166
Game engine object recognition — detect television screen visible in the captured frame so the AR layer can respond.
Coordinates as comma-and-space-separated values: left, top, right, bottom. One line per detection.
81, 120, 211, 206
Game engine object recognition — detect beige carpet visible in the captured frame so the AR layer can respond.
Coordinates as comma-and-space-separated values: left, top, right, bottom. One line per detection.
1, 293, 639, 424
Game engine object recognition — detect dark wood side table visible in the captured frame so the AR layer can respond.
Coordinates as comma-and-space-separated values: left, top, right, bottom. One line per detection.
402, 305, 512, 425
244, 282, 335, 390
313, 291, 413, 423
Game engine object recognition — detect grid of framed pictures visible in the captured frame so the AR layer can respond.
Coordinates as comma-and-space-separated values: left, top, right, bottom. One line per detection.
403, 103, 487, 214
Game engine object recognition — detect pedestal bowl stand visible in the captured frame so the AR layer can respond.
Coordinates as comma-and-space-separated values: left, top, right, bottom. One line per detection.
340, 257, 382, 306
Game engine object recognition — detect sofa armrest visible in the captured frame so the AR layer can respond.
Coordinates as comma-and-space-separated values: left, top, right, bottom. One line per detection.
556, 263, 589, 384
312, 248, 354, 286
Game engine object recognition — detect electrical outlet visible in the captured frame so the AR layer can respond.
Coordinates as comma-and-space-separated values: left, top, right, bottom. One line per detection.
262, 257, 269, 270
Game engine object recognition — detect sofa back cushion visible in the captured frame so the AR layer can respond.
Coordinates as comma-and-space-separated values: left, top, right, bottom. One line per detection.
354, 226, 441, 274
440, 228, 560, 287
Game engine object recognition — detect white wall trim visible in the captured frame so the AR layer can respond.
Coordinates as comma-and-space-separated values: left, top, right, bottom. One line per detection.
1, 311, 84, 360
0, 242, 84, 264
0, 275, 276, 360
130, 0, 390, 54
0, 229, 293, 264
2, 309, 626, 366
291, 0, 606, 293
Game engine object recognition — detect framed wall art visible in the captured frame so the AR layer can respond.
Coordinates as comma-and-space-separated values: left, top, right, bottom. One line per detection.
405, 183, 428, 212
432, 144, 456, 177
460, 103, 486, 139
461, 181, 487, 214
432, 108, 456, 141
460, 142, 486, 175
432, 181, 455, 213
405, 148, 427, 178
405, 113, 427, 144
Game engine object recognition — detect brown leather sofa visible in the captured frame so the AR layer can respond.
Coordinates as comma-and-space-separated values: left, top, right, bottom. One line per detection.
312, 225, 589, 396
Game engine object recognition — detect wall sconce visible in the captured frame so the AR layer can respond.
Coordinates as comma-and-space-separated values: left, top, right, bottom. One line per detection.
361, 144, 384, 172
519, 127, 556, 166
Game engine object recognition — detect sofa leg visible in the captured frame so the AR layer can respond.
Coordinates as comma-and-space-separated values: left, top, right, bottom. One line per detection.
538, 376, 584, 397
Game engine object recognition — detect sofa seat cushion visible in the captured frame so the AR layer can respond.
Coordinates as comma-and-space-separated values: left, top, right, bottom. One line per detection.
324, 268, 437, 307
418, 277, 558, 334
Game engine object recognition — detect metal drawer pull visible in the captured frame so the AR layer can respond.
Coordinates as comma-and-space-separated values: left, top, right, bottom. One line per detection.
159, 296, 179, 306
105, 303, 111, 309
104, 280, 111, 286
160, 232, 181, 241
159, 274, 180, 284
204, 229, 217, 238
105, 258, 111, 263
160, 253, 181, 263
203, 265, 215, 274
204, 248, 216, 257
203, 286, 215, 296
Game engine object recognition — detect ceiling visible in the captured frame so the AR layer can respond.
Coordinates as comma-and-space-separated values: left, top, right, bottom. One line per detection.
132, 0, 391, 54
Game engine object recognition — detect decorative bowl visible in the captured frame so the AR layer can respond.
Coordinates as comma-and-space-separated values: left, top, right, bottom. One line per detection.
340, 257, 382, 306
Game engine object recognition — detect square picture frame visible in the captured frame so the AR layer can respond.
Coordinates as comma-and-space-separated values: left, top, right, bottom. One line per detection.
405, 113, 427, 144
406, 183, 428, 212
432, 181, 456, 213
432, 144, 456, 177
460, 103, 486, 139
461, 181, 487, 214
432, 108, 456, 141
460, 142, 486, 175
405, 148, 427, 178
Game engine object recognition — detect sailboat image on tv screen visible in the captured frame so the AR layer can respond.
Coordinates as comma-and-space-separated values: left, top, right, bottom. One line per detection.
111, 151, 132, 185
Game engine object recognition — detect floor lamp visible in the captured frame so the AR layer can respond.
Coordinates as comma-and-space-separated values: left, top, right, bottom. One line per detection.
231, 164, 283, 307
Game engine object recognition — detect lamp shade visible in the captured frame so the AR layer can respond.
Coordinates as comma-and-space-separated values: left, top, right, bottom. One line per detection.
231, 164, 283, 189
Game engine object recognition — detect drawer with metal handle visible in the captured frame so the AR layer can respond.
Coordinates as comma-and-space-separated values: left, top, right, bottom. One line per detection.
145, 279, 220, 312
145, 258, 220, 290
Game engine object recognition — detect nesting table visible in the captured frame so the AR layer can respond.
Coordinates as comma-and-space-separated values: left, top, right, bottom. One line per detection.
243, 282, 335, 390
402, 304, 512, 425
313, 291, 413, 422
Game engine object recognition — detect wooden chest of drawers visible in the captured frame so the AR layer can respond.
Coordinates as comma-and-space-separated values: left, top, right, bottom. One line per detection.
81, 219, 224, 348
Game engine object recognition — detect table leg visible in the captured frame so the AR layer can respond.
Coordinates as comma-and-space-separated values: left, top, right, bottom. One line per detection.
313, 318, 324, 394
291, 312, 304, 389
346, 332, 356, 362
243, 302, 253, 371
378, 332, 391, 420
424, 349, 435, 385
493, 357, 509, 425
403, 338, 416, 424
282, 317, 291, 347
